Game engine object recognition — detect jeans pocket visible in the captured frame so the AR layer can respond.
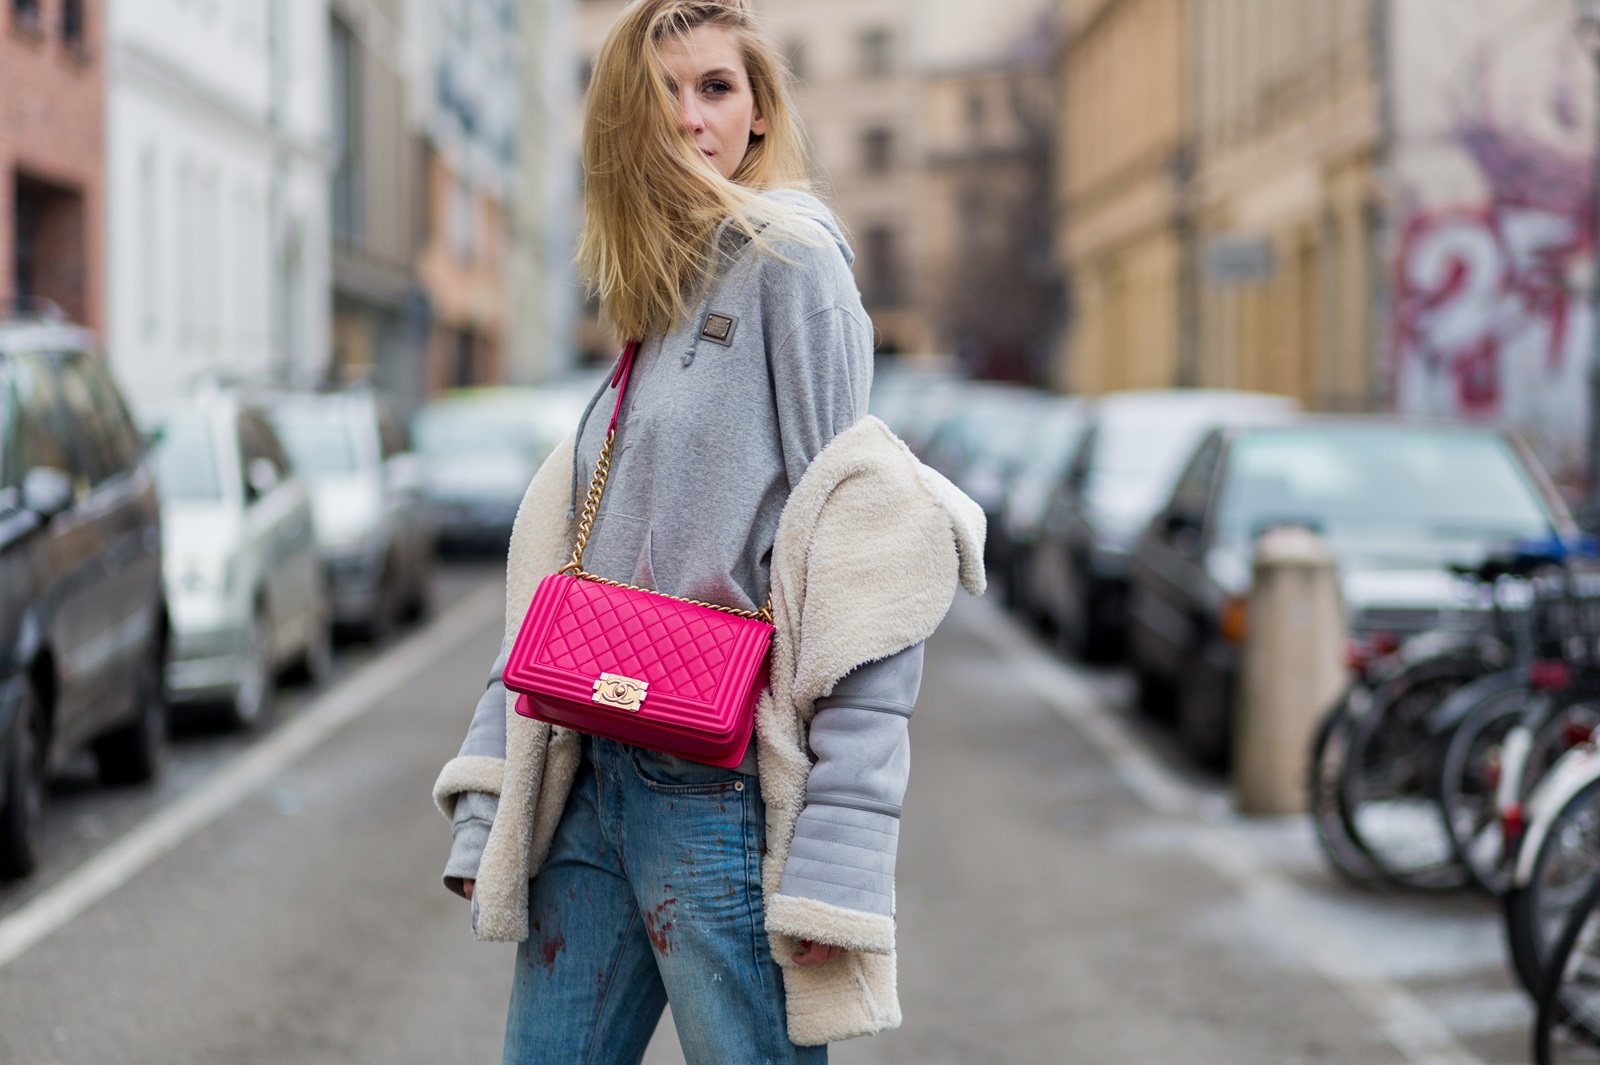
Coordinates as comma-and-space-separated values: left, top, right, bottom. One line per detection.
626, 745, 747, 795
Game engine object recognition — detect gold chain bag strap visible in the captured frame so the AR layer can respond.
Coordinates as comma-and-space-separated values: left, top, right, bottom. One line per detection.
501, 341, 776, 768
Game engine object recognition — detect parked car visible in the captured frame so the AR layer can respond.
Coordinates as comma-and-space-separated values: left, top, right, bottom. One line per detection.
871, 367, 969, 457
1124, 418, 1578, 765
923, 385, 1046, 519
992, 396, 1088, 616
262, 390, 434, 642
1029, 389, 1298, 661
149, 392, 331, 729
0, 315, 167, 878
413, 386, 585, 552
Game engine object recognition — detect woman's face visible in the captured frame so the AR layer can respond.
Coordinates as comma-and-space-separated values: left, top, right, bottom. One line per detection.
658, 25, 767, 181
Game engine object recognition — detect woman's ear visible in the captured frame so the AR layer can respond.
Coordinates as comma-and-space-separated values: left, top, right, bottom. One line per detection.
751, 107, 768, 138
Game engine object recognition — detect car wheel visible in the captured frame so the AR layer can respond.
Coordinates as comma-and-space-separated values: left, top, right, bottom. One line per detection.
1077, 579, 1121, 664
363, 567, 400, 645
284, 604, 333, 689
404, 563, 433, 624
1177, 643, 1232, 768
94, 638, 167, 786
0, 679, 47, 880
1135, 667, 1176, 719
223, 607, 276, 730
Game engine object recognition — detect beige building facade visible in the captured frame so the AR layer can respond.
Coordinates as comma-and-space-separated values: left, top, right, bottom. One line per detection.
1055, 0, 1187, 395
575, 0, 1050, 362
1189, 0, 1379, 410
759, 0, 930, 354
1056, 0, 1381, 410
918, 7, 1054, 380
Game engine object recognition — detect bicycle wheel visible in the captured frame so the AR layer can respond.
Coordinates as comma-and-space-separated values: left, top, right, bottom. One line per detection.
1341, 667, 1474, 890
1309, 686, 1383, 886
1526, 698, 1600, 801
1439, 684, 1532, 895
1533, 869, 1600, 1063
1509, 777, 1600, 994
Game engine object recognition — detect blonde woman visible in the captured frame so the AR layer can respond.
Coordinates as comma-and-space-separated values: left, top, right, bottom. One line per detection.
432, 1, 984, 1061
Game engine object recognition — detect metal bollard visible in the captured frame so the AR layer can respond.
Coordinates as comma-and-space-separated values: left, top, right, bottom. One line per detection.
1233, 526, 1348, 815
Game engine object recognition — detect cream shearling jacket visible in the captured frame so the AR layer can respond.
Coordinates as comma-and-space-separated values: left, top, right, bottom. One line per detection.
431, 414, 985, 1045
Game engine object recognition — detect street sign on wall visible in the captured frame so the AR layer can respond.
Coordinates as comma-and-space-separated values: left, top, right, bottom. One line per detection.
1204, 234, 1275, 284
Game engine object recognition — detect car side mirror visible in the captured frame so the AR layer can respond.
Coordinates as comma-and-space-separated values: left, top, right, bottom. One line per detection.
1163, 508, 1205, 553
246, 458, 280, 502
1163, 509, 1201, 535
22, 467, 75, 520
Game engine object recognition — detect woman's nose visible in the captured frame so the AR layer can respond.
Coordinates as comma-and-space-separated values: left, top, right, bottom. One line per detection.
679, 92, 704, 133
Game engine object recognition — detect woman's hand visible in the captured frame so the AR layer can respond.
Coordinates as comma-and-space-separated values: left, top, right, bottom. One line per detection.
792, 940, 844, 966
462, 878, 475, 900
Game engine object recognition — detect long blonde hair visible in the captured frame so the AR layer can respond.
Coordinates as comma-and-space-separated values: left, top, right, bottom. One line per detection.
579, 0, 812, 341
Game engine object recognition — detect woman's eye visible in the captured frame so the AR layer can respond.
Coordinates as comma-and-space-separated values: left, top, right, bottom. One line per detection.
704, 80, 732, 95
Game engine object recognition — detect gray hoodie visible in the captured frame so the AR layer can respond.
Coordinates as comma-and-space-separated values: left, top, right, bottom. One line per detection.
445, 189, 921, 927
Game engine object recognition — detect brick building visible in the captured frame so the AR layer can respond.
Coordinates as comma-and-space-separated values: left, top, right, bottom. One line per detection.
0, 0, 104, 331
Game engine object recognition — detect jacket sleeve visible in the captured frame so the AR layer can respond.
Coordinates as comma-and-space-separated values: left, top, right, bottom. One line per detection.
433, 640, 512, 895
766, 271, 873, 489
443, 791, 499, 897
768, 641, 924, 954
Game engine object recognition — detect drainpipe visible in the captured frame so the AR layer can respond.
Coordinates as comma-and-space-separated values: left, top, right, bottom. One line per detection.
1370, 0, 1396, 415
1174, 0, 1199, 388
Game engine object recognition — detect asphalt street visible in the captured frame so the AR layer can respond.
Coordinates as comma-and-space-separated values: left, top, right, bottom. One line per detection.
0, 564, 1535, 1064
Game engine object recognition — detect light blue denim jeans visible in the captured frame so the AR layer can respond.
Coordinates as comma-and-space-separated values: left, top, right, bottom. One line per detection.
503, 737, 828, 1065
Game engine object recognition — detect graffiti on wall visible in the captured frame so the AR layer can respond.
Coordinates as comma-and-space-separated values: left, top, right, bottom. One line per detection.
1394, 43, 1596, 481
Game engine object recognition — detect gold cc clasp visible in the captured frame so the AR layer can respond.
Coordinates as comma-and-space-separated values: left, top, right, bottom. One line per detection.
593, 672, 649, 712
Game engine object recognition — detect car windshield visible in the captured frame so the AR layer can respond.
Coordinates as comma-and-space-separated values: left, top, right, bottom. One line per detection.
268, 405, 361, 476
151, 411, 223, 502
1214, 426, 1554, 552
1085, 412, 1232, 520
414, 407, 546, 458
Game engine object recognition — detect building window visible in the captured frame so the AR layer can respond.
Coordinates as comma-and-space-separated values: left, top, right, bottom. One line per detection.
959, 188, 985, 252
200, 170, 222, 348
453, 330, 478, 387
13, 172, 88, 324
450, 177, 475, 263
862, 225, 902, 307
139, 150, 159, 338
965, 89, 986, 137
329, 16, 361, 246
860, 28, 891, 77
177, 162, 194, 346
861, 127, 893, 173
61, 0, 84, 45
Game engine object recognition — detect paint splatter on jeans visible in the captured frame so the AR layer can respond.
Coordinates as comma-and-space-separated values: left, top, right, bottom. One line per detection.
504, 737, 827, 1065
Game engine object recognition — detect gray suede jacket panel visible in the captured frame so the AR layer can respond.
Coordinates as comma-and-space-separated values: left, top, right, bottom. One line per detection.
444, 190, 924, 927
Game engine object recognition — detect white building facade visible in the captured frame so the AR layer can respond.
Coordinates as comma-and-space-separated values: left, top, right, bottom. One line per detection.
508, 0, 578, 383
106, 0, 330, 418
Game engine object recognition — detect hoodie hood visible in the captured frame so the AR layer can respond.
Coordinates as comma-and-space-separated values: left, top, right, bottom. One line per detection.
756, 188, 856, 267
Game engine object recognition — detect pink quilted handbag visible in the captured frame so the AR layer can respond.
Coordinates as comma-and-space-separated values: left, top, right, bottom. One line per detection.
504, 342, 774, 768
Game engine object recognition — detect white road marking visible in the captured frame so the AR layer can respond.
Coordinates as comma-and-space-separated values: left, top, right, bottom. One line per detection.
968, 598, 1488, 1065
0, 584, 503, 973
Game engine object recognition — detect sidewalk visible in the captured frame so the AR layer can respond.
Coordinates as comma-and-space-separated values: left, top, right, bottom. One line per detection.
646, 594, 1522, 1064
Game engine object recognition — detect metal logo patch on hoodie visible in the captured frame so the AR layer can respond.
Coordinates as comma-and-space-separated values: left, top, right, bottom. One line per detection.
700, 312, 738, 346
